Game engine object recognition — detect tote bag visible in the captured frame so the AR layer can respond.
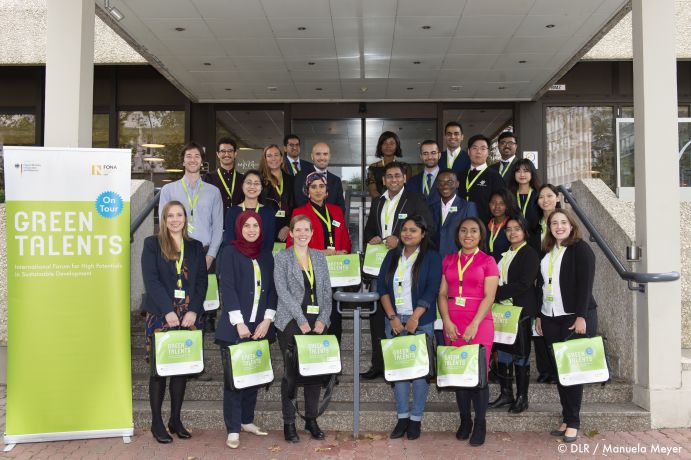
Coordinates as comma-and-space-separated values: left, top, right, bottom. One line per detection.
381, 333, 435, 382
436, 344, 487, 388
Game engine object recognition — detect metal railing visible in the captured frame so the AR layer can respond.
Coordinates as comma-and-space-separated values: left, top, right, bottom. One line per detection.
557, 185, 679, 293
129, 189, 160, 242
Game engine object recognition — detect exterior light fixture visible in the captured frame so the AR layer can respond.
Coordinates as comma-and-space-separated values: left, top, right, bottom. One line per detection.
104, 0, 124, 21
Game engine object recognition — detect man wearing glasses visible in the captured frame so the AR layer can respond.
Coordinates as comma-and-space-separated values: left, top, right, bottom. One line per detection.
461, 134, 505, 223
361, 162, 435, 380
203, 137, 245, 229
283, 134, 312, 177
489, 131, 519, 180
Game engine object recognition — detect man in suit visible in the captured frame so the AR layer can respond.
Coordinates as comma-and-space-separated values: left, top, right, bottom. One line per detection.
489, 131, 519, 180
439, 121, 470, 175
293, 142, 346, 212
283, 134, 313, 177
361, 162, 435, 380
405, 139, 442, 203
460, 134, 506, 224
429, 170, 478, 258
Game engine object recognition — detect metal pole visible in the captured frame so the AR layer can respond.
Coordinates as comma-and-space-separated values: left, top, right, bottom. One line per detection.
353, 306, 361, 439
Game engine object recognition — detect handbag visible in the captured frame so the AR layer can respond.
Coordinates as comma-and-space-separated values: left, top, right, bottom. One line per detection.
203, 274, 219, 311
150, 328, 204, 377
551, 335, 610, 386
221, 339, 273, 390
381, 332, 435, 382
491, 303, 523, 345
436, 344, 487, 389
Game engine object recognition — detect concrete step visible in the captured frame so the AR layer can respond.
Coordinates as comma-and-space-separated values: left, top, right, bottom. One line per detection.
132, 400, 650, 432
131, 373, 633, 404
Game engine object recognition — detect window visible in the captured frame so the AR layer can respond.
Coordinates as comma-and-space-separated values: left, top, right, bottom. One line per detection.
0, 113, 36, 146
216, 110, 284, 173
92, 113, 109, 148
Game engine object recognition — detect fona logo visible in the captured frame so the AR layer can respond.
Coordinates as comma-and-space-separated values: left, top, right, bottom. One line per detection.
585, 347, 594, 355
504, 311, 512, 318
409, 344, 417, 352
323, 339, 330, 347
461, 351, 468, 359
256, 349, 263, 357
185, 339, 193, 347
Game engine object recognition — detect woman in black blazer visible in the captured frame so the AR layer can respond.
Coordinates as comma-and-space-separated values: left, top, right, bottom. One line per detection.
141, 200, 208, 444
260, 144, 294, 243
536, 209, 597, 444
216, 211, 277, 449
507, 159, 542, 251
489, 215, 540, 414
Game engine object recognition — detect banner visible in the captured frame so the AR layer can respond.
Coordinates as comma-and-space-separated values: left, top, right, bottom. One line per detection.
294, 335, 341, 376
381, 334, 432, 382
363, 243, 388, 276
491, 304, 522, 344
228, 340, 273, 389
153, 330, 204, 377
3, 147, 133, 443
326, 254, 361, 287
204, 274, 219, 311
552, 336, 610, 386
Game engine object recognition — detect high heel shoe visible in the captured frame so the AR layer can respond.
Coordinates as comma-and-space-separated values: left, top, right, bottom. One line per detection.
167, 421, 192, 439
151, 422, 173, 444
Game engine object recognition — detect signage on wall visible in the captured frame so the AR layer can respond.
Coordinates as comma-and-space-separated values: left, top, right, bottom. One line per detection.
549, 84, 566, 91
523, 151, 538, 169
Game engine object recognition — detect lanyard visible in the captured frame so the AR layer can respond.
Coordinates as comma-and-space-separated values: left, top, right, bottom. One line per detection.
488, 218, 508, 252
175, 240, 185, 289
295, 247, 316, 304
447, 150, 458, 169
216, 168, 236, 201
456, 248, 479, 297
275, 179, 284, 198
500, 242, 526, 283
311, 204, 334, 248
395, 249, 419, 299
181, 178, 203, 217
516, 189, 533, 216
383, 193, 402, 237
290, 160, 299, 174
540, 217, 547, 240
423, 173, 432, 195
547, 246, 566, 286
499, 161, 510, 177
241, 201, 261, 212
252, 258, 261, 305
465, 168, 486, 199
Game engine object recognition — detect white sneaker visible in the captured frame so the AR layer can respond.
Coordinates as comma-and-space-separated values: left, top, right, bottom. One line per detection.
241, 423, 268, 436
226, 432, 240, 449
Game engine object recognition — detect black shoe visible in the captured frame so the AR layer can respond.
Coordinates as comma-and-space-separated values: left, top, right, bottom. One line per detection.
488, 363, 514, 409
537, 374, 549, 383
360, 367, 383, 380
284, 423, 300, 443
304, 418, 325, 440
390, 418, 409, 439
167, 421, 191, 439
509, 365, 529, 414
151, 422, 173, 444
469, 419, 486, 446
547, 374, 559, 384
456, 416, 473, 440
406, 420, 421, 440
563, 429, 579, 443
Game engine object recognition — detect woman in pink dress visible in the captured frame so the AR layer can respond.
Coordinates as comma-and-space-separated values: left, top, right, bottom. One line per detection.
438, 216, 499, 447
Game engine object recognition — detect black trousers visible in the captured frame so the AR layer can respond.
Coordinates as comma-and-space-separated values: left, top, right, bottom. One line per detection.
541, 309, 598, 430
368, 299, 385, 370
534, 336, 556, 376
277, 321, 321, 423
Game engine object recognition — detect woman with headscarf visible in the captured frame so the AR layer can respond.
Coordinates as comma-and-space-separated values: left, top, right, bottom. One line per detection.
216, 211, 277, 449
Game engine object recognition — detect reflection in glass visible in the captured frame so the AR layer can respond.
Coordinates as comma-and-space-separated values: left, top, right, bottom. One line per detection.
546, 107, 615, 190
92, 113, 109, 148
0, 114, 36, 146
215, 110, 284, 173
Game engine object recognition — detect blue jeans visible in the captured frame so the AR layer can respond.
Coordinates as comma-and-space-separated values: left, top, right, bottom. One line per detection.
497, 350, 528, 366
384, 315, 434, 421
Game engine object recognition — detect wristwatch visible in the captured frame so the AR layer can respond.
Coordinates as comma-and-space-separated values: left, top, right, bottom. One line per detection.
388, 314, 397, 321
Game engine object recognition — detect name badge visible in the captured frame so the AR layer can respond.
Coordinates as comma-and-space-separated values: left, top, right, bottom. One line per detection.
327, 246, 336, 251
398, 213, 407, 219
546, 285, 554, 302
307, 305, 320, 315
456, 297, 466, 307
275, 210, 286, 218
395, 297, 405, 306
174, 289, 186, 299
449, 206, 458, 213
393, 276, 403, 283
332, 220, 341, 227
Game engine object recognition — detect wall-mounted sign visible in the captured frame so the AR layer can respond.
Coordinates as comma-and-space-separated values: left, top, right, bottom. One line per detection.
523, 151, 538, 169
549, 84, 566, 91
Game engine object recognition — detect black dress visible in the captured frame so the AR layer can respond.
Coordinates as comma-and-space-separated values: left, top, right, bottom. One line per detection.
262, 171, 294, 242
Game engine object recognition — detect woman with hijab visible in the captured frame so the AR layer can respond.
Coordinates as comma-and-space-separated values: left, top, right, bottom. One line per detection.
224, 170, 276, 253
216, 211, 277, 449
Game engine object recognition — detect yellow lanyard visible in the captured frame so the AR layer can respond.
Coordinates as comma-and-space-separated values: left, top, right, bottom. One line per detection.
295, 248, 316, 304
240, 201, 261, 212
456, 248, 479, 296
252, 259, 261, 306
465, 168, 486, 199
488, 218, 508, 252
216, 168, 236, 200
423, 173, 433, 195
395, 249, 419, 299
500, 242, 526, 283
275, 179, 283, 198
447, 150, 458, 169
181, 178, 203, 217
547, 246, 566, 286
383, 193, 402, 236
516, 189, 533, 217
175, 240, 185, 289
290, 160, 300, 174
499, 161, 511, 177
311, 204, 334, 248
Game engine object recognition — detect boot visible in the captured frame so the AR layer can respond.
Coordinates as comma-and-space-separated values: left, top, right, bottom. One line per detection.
406, 420, 421, 440
390, 418, 409, 439
456, 415, 473, 440
469, 418, 486, 446
284, 423, 300, 443
304, 418, 325, 439
509, 365, 530, 413
488, 363, 514, 408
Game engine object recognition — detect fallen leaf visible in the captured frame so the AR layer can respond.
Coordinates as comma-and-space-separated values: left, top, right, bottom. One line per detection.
502, 437, 512, 441
315, 447, 332, 452
364, 433, 383, 441
584, 429, 599, 438
269, 444, 282, 452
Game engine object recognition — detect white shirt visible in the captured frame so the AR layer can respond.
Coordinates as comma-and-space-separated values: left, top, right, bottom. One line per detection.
229, 259, 277, 326
314, 166, 327, 175
380, 188, 405, 238
394, 249, 418, 316
469, 163, 488, 172
540, 246, 569, 317
446, 147, 461, 168
422, 166, 440, 194
441, 197, 456, 225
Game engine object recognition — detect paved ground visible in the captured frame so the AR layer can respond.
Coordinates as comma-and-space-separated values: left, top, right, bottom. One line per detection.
1, 427, 691, 459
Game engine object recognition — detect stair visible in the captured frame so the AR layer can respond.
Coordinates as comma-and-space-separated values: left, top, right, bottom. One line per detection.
130, 313, 650, 432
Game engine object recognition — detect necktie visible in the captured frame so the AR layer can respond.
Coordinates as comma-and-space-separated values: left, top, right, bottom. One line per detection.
294, 161, 300, 172
501, 161, 509, 175
469, 169, 479, 179
425, 173, 432, 196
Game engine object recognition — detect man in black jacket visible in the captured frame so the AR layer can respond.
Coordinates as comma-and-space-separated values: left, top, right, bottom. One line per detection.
293, 142, 346, 212
361, 162, 435, 379
460, 134, 506, 224
488, 131, 519, 180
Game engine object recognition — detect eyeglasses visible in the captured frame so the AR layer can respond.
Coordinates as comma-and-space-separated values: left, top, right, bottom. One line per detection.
244, 181, 262, 187
385, 174, 404, 180
219, 149, 235, 154
498, 141, 516, 147
287, 143, 300, 148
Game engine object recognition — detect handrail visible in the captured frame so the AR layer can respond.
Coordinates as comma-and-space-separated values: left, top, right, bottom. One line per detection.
557, 185, 679, 293
130, 189, 160, 242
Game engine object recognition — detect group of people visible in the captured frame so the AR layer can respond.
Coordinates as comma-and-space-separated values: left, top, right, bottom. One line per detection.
141, 124, 597, 449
